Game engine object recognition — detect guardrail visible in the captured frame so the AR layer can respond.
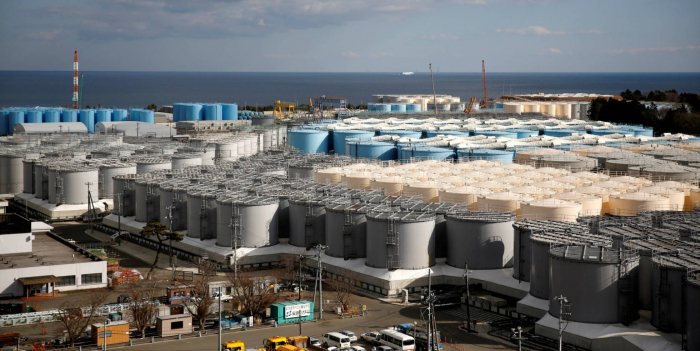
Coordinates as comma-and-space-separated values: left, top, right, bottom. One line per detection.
0, 301, 162, 327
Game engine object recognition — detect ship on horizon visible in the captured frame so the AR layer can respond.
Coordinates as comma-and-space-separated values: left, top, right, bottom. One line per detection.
400, 71, 414, 76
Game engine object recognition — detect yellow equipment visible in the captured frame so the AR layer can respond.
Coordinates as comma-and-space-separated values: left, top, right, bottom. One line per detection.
259, 336, 288, 351
464, 97, 477, 114
274, 100, 296, 120
223, 340, 245, 351
277, 345, 305, 351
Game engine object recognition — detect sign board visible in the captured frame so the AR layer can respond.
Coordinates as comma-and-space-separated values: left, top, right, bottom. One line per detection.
284, 303, 311, 319
99, 331, 112, 338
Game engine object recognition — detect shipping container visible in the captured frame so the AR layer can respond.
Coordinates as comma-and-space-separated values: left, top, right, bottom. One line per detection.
91, 320, 130, 347
268, 300, 314, 325
157, 314, 193, 337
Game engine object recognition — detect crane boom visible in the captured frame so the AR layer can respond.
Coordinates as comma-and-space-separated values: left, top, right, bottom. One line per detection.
481, 60, 487, 109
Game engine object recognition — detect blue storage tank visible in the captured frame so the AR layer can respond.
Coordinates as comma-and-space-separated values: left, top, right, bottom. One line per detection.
401, 146, 455, 162
544, 129, 582, 137
61, 109, 78, 123
589, 129, 633, 136
506, 129, 539, 139
0, 109, 8, 135
332, 130, 375, 155
406, 104, 422, 112
391, 104, 407, 112
26, 110, 42, 123
172, 103, 181, 122
204, 104, 222, 121
425, 130, 470, 138
379, 130, 422, 139
288, 129, 330, 154
475, 130, 518, 139
79, 109, 96, 133
222, 103, 238, 120
8, 110, 26, 133
368, 103, 391, 112
629, 127, 653, 137
44, 109, 61, 123
186, 104, 203, 121
347, 141, 397, 160
468, 149, 513, 164
129, 109, 140, 122
140, 110, 155, 124
112, 109, 127, 122
96, 109, 112, 124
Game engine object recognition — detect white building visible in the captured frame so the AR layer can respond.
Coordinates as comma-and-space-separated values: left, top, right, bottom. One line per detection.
0, 214, 108, 298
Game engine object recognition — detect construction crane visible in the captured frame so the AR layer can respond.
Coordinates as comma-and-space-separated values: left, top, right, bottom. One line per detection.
273, 100, 295, 120
311, 96, 348, 121
481, 60, 488, 109
463, 97, 477, 114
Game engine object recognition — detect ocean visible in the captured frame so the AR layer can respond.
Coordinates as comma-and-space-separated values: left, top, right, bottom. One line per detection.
1, 71, 699, 109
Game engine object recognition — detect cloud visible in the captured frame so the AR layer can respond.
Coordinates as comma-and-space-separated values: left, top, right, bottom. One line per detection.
496, 26, 570, 35
539, 48, 571, 55
24, 30, 64, 40
420, 33, 459, 40
607, 46, 689, 55
342, 52, 360, 58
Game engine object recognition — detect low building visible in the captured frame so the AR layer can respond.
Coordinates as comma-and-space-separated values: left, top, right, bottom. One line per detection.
157, 314, 192, 337
91, 320, 130, 347
0, 214, 108, 298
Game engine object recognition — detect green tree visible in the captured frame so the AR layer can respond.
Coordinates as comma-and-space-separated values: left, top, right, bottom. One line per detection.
139, 222, 183, 280
145, 103, 158, 111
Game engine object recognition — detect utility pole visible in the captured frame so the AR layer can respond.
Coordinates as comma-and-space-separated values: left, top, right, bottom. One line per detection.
116, 192, 123, 246
554, 295, 570, 351
511, 326, 526, 351
86, 182, 94, 232
463, 263, 473, 332
298, 254, 304, 335
218, 287, 222, 351
166, 204, 175, 280
312, 244, 328, 320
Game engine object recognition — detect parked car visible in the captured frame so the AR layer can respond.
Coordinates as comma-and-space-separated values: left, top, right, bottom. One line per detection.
339, 331, 357, 342
374, 346, 395, 351
361, 332, 380, 343
350, 346, 366, 351
327, 347, 337, 351
309, 337, 322, 347
213, 292, 233, 302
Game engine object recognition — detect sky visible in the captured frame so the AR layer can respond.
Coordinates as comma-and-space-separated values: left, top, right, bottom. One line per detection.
0, 0, 698, 73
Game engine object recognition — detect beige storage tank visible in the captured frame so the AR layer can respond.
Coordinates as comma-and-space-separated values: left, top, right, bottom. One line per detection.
342, 172, 373, 190
577, 186, 621, 214
517, 171, 553, 182
403, 181, 445, 202
477, 192, 535, 215
370, 176, 404, 196
462, 171, 492, 182
515, 148, 567, 163
555, 103, 572, 118
553, 192, 603, 216
609, 192, 670, 216
553, 175, 593, 187
499, 176, 534, 187
313, 167, 343, 184
531, 180, 576, 194
638, 186, 685, 211
541, 104, 556, 117
439, 186, 492, 207
594, 180, 638, 194
520, 198, 582, 222
655, 181, 700, 210
690, 189, 700, 209
510, 186, 556, 199
610, 176, 653, 188
535, 167, 571, 177
471, 180, 511, 193
572, 171, 610, 182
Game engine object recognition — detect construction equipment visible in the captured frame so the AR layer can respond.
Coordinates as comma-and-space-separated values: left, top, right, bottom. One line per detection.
274, 100, 296, 121
311, 96, 348, 121
259, 336, 288, 351
464, 97, 477, 114
481, 60, 488, 109
222, 340, 244, 351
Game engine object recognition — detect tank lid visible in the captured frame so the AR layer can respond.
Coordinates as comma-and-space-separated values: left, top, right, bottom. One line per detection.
651, 251, 700, 270
367, 210, 436, 222
445, 211, 515, 223
549, 245, 637, 263
530, 230, 611, 246
403, 202, 468, 214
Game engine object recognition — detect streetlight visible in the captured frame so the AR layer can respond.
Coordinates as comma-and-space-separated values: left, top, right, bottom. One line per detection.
103, 318, 110, 351
510, 326, 526, 351
462, 263, 474, 332
554, 295, 570, 351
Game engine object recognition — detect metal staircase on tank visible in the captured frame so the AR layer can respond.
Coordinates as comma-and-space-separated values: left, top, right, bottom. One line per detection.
305, 202, 315, 247
386, 218, 400, 270
229, 203, 242, 249
343, 209, 355, 259
146, 183, 155, 221
55, 175, 64, 205
200, 196, 210, 240
617, 254, 637, 325
656, 265, 671, 331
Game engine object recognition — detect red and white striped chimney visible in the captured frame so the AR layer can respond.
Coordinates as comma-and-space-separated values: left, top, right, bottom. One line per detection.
73, 50, 79, 109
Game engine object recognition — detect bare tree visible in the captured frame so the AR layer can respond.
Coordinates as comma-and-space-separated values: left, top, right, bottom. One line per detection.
278, 257, 300, 285
180, 260, 216, 331
228, 271, 279, 320
54, 289, 110, 347
139, 221, 183, 280
127, 280, 159, 338
328, 273, 358, 311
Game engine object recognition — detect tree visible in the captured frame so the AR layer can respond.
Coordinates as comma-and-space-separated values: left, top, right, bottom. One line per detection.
228, 271, 279, 320
127, 280, 159, 338
180, 260, 217, 331
139, 222, 183, 280
327, 273, 358, 311
54, 289, 109, 347
145, 103, 158, 111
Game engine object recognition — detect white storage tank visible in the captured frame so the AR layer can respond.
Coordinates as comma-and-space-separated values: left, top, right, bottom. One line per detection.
99, 162, 137, 199
186, 188, 218, 239
172, 153, 203, 170
216, 195, 279, 248
214, 141, 238, 162
365, 210, 436, 270
136, 158, 172, 174
445, 212, 515, 269
50, 164, 100, 205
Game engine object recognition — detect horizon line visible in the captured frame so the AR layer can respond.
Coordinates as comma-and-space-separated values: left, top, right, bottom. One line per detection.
1, 70, 699, 74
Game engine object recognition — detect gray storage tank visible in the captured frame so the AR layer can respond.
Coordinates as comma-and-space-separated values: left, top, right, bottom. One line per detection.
651, 251, 700, 333
135, 157, 171, 174
325, 201, 372, 259
686, 273, 700, 351
171, 153, 203, 170
289, 195, 327, 247
22, 158, 39, 194
98, 162, 137, 199
134, 179, 161, 223
186, 187, 218, 239
159, 180, 190, 230
549, 245, 639, 324
445, 212, 515, 270
113, 174, 137, 216
366, 210, 436, 270
405, 202, 467, 259
33, 161, 48, 200
217, 195, 279, 248
623, 238, 680, 311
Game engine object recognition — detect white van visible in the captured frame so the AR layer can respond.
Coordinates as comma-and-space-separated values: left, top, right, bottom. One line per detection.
377, 329, 415, 351
323, 332, 351, 348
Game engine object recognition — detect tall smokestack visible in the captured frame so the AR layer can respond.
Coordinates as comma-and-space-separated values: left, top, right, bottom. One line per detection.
73, 50, 79, 109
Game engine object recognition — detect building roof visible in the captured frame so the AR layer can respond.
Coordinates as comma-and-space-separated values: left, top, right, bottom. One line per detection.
0, 214, 32, 235
14, 122, 88, 134
18, 275, 59, 285
0, 232, 98, 269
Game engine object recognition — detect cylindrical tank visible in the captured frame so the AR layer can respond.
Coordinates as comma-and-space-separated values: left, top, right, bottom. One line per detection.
333, 130, 375, 155
549, 245, 639, 324
1, 154, 25, 194
22, 159, 37, 194
134, 179, 160, 223
366, 211, 436, 270
439, 186, 492, 207
171, 153, 203, 170
217, 196, 279, 248
552, 192, 603, 216
185, 104, 203, 121
445, 212, 515, 269
79, 109, 96, 133
113, 175, 137, 216
288, 129, 329, 154
96, 109, 112, 124
203, 104, 222, 121
136, 158, 171, 174
214, 142, 238, 162
313, 168, 343, 184
112, 109, 128, 122
520, 199, 582, 222
686, 275, 700, 351
43, 109, 61, 123
55, 166, 100, 204
651, 252, 697, 333
159, 183, 188, 230
370, 176, 404, 196
222, 104, 238, 120
288, 164, 315, 179
349, 141, 397, 161
26, 110, 42, 123
60, 110, 78, 123
325, 202, 370, 258
139, 110, 155, 124
289, 196, 327, 247
608, 192, 670, 216
8, 110, 25, 133
186, 190, 218, 239
34, 162, 46, 199
98, 163, 137, 199
477, 192, 534, 215
468, 149, 513, 164
637, 186, 684, 211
